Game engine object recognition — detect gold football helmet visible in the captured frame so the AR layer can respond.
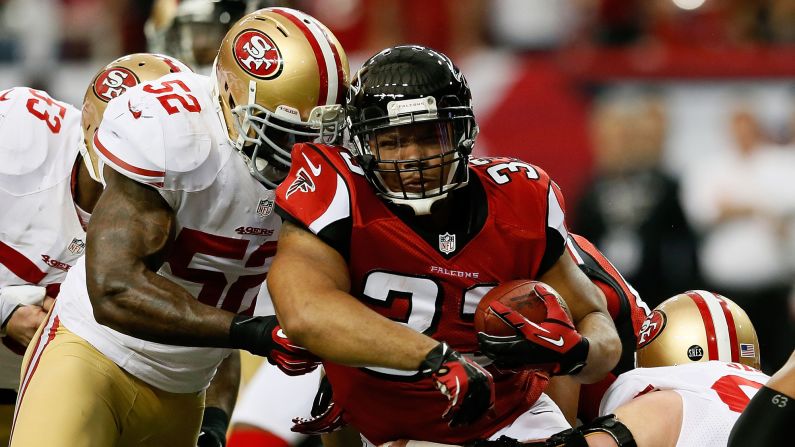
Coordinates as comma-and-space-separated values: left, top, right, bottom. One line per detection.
212, 7, 349, 187
81, 53, 192, 182
636, 290, 760, 370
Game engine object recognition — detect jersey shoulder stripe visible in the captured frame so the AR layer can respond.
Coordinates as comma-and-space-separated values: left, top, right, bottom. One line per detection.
93, 131, 165, 186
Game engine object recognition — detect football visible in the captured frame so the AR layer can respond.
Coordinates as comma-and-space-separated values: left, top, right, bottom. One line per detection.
474, 280, 567, 336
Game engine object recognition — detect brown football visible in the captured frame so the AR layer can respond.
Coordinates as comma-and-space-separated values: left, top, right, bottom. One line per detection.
474, 280, 566, 336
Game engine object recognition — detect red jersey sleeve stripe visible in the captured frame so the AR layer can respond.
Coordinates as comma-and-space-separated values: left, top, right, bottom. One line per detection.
93, 132, 165, 179
0, 241, 47, 284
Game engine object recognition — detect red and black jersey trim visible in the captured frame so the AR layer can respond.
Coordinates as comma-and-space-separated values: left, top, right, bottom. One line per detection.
568, 237, 638, 375
536, 178, 566, 277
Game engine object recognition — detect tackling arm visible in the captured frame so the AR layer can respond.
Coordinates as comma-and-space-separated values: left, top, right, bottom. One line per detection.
267, 221, 438, 369
86, 169, 235, 346
540, 254, 621, 384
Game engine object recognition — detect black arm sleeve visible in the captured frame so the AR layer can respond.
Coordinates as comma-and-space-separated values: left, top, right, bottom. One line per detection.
728, 385, 794, 447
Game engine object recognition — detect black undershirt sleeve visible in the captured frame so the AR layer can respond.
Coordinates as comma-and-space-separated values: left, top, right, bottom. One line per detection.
728, 385, 794, 447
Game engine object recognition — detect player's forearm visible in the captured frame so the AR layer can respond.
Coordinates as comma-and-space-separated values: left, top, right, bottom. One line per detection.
275, 286, 437, 370
90, 267, 235, 347
574, 311, 621, 383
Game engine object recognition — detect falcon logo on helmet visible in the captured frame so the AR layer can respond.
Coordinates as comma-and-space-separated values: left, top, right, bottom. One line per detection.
93, 67, 140, 102
234, 30, 283, 79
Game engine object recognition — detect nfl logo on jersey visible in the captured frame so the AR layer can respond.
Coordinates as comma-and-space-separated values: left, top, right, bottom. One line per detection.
256, 198, 274, 218
67, 238, 86, 255
439, 233, 456, 254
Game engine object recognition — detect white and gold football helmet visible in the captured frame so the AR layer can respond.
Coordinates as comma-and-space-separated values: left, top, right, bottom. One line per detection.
81, 53, 192, 182
212, 7, 349, 187
636, 290, 760, 370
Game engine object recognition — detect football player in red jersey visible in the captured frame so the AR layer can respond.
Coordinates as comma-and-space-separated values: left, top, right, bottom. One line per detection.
268, 45, 621, 445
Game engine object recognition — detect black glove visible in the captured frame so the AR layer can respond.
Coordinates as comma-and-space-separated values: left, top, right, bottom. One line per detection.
477, 299, 589, 376
419, 342, 495, 427
197, 407, 228, 447
229, 315, 321, 376
292, 375, 346, 434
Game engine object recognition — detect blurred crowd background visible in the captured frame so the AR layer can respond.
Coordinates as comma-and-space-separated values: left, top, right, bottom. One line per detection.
0, 0, 793, 373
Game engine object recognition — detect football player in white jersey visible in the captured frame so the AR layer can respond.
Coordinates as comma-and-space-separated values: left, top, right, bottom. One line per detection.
0, 86, 98, 446
83, 52, 246, 447
10, 7, 349, 447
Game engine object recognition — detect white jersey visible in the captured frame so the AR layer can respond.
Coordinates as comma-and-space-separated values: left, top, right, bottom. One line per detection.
56, 72, 280, 393
0, 87, 84, 390
600, 362, 770, 447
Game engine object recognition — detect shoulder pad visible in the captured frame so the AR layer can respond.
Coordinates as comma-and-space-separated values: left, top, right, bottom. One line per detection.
94, 73, 229, 191
276, 143, 359, 234
0, 87, 81, 195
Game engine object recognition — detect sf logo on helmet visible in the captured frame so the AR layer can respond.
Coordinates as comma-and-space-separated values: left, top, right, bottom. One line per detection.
234, 30, 283, 79
93, 68, 139, 102
637, 310, 666, 348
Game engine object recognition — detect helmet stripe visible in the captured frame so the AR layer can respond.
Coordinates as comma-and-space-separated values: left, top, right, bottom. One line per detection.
271, 8, 340, 107
687, 291, 719, 361
717, 295, 740, 362
700, 291, 733, 361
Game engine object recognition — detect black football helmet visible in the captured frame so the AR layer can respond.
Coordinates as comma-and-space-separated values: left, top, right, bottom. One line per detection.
347, 45, 478, 214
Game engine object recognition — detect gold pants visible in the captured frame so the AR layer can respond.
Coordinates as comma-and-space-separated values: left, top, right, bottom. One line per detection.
10, 315, 204, 447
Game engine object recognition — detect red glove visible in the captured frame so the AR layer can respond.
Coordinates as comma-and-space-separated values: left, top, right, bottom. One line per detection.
292, 375, 346, 434
419, 342, 495, 427
477, 294, 589, 376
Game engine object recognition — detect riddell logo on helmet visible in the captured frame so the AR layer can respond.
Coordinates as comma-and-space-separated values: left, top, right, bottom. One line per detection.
93, 68, 139, 102
637, 310, 666, 348
234, 30, 283, 79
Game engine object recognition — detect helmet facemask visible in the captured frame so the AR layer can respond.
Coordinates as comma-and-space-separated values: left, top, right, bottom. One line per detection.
349, 96, 477, 215
225, 80, 344, 188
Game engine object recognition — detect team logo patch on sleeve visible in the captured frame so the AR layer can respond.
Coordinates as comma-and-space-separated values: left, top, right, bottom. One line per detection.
285, 168, 316, 199
439, 233, 456, 254
234, 30, 283, 79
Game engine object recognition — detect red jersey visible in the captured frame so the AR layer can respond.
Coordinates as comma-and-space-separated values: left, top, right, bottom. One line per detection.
566, 233, 651, 421
275, 144, 569, 444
